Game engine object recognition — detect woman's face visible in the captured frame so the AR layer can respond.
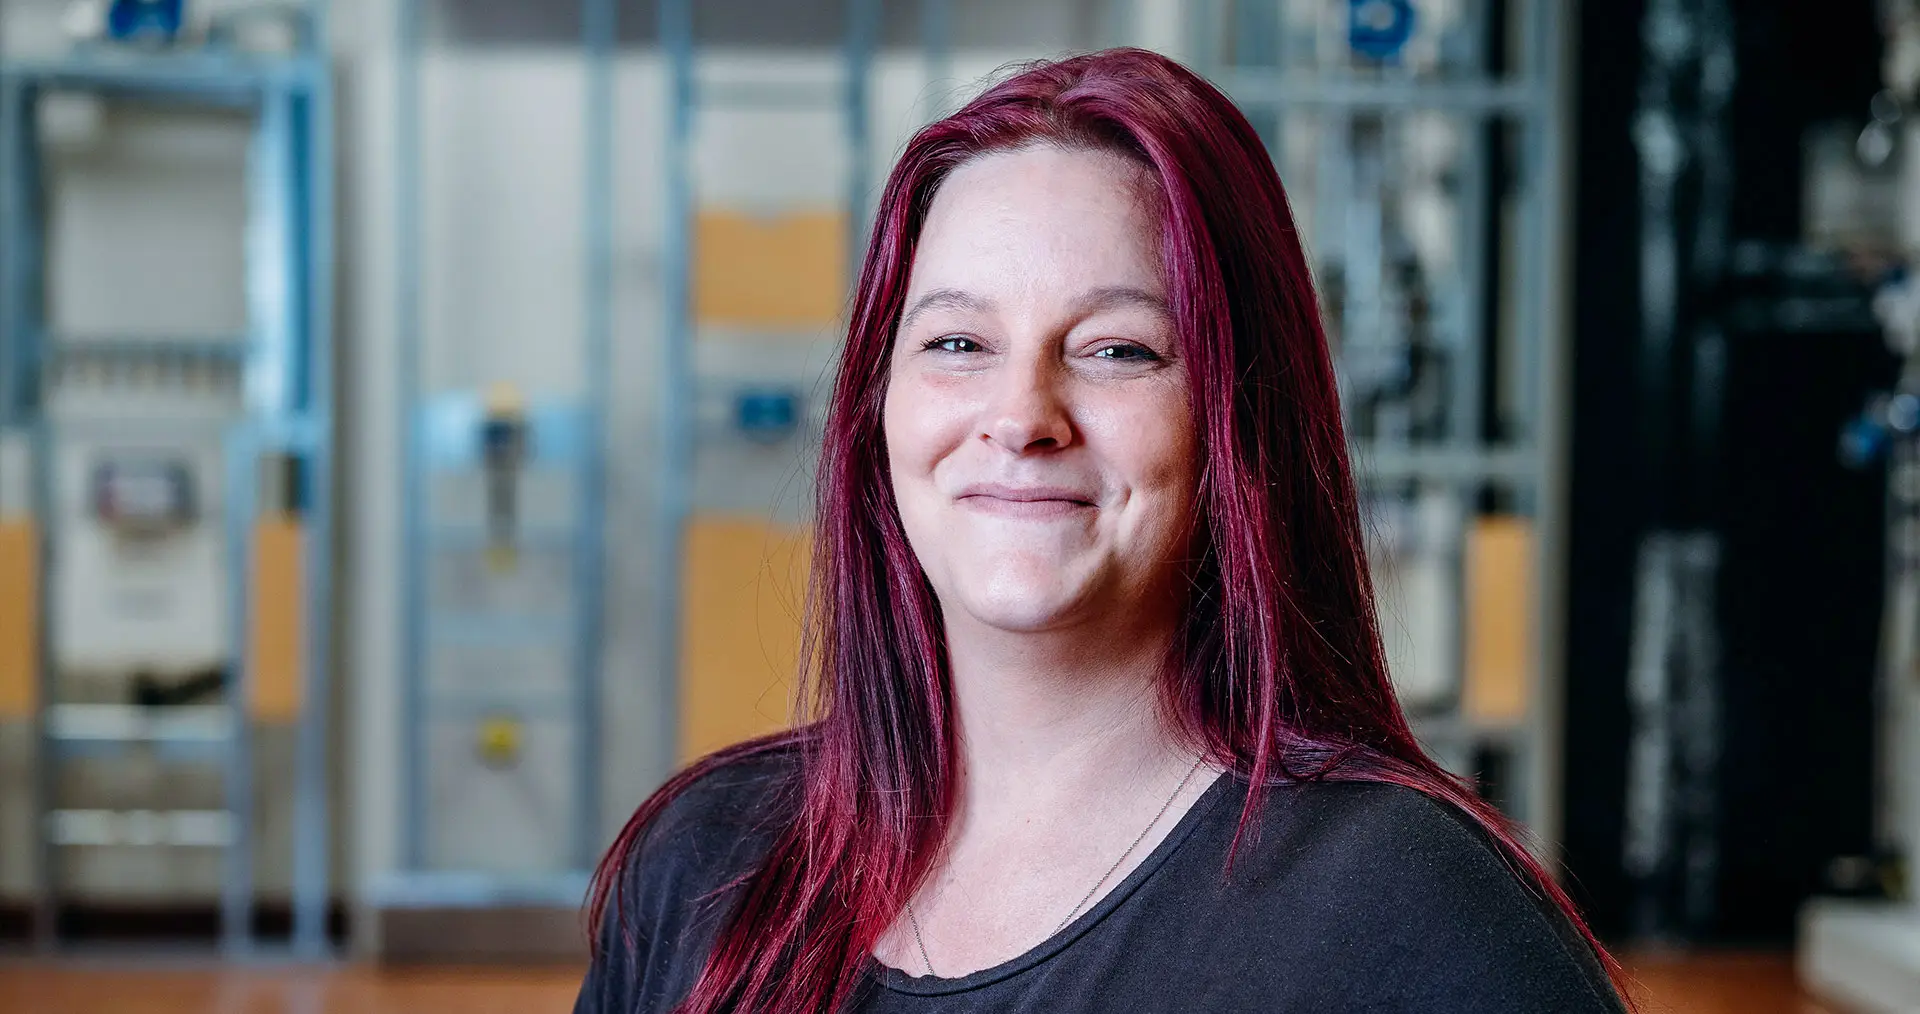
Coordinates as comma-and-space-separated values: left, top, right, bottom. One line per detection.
884, 145, 1199, 637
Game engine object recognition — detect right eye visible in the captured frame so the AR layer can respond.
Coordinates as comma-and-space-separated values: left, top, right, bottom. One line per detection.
921, 335, 981, 353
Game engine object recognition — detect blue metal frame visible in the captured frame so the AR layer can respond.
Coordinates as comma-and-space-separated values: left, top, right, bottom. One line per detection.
394, 0, 428, 876
1517, 0, 1569, 858
295, 0, 338, 953
657, 0, 695, 824
220, 420, 259, 955
0, 2, 336, 957
845, 0, 878, 269
383, 0, 613, 910
0, 67, 57, 952
654, 0, 889, 775
577, 0, 614, 870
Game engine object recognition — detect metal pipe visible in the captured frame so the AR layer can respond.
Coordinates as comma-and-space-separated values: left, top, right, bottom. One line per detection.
846, 0, 879, 274
577, 0, 615, 872
219, 424, 258, 956
394, 0, 428, 871
13, 80, 58, 947
657, 0, 694, 785
293, 46, 338, 959
1451, 0, 1492, 456
0, 81, 17, 429
1441, 0, 1496, 821
1525, 0, 1572, 853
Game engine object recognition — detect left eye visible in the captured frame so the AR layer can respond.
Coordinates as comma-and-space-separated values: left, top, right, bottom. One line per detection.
1093, 344, 1159, 361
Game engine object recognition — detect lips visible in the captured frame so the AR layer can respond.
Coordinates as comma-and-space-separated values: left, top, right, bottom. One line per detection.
954, 482, 1098, 517
956, 481, 1096, 504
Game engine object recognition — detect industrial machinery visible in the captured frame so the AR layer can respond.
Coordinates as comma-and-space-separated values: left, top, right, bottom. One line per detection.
1801, 1, 1920, 1004
0, 0, 334, 954
1187, 0, 1569, 831
364, 0, 613, 959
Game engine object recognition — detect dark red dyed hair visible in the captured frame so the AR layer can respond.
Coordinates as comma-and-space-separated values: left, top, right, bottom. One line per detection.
592, 47, 1626, 1013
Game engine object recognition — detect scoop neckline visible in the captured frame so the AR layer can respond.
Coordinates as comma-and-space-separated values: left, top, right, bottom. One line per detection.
868, 767, 1239, 997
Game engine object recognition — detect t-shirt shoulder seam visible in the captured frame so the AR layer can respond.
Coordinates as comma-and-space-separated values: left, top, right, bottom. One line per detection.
1397, 789, 1620, 1011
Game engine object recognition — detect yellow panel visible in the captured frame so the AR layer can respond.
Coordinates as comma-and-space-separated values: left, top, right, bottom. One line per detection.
1465, 516, 1533, 726
250, 514, 303, 723
0, 519, 37, 719
680, 518, 811, 763
693, 209, 848, 328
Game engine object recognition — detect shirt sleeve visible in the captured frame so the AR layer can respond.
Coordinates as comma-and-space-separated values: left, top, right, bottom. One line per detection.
574, 884, 647, 1014
1310, 786, 1629, 1013
572, 747, 799, 1014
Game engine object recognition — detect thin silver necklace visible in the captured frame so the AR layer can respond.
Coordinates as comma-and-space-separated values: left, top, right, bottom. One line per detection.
904, 755, 1208, 978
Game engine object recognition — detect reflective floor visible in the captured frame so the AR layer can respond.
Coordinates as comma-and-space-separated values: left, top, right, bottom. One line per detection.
1622, 951, 1838, 1014
0, 951, 1837, 1013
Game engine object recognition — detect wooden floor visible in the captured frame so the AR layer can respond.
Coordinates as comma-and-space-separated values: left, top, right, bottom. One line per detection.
1621, 951, 1838, 1014
0, 951, 1841, 1012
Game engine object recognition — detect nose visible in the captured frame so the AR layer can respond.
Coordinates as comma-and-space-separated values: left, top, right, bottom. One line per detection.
980, 348, 1073, 453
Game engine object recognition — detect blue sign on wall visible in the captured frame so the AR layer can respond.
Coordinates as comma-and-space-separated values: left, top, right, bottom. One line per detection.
735, 387, 801, 442
1349, 0, 1416, 61
107, 0, 187, 43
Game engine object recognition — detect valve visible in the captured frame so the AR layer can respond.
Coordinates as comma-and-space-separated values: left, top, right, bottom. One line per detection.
1840, 391, 1920, 468
480, 383, 527, 572
474, 712, 524, 770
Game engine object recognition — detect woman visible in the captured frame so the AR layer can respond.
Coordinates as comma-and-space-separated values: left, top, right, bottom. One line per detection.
579, 48, 1631, 1013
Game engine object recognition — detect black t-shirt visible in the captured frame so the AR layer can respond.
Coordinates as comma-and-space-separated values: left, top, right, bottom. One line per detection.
576, 747, 1627, 1013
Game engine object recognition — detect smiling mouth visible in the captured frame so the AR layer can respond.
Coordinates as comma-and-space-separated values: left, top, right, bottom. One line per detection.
957, 493, 1096, 518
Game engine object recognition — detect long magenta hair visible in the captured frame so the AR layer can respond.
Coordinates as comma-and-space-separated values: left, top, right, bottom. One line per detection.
591, 48, 1627, 1013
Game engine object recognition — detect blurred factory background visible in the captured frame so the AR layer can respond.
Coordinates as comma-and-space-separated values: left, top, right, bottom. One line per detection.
0, 0, 1910, 1010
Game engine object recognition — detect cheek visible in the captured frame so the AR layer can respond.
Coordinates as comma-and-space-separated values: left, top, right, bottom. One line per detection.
882, 372, 973, 590
1088, 383, 1200, 508
883, 367, 974, 478
1128, 416, 1202, 575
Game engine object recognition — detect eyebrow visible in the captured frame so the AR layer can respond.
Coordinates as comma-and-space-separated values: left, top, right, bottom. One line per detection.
895, 285, 1171, 334
1069, 285, 1173, 320
897, 288, 993, 334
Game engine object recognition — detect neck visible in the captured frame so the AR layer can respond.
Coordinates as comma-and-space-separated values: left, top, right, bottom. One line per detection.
940, 607, 1192, 818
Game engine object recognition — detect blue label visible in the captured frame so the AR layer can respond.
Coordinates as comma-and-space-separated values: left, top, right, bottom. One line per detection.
735, 388, 801, 439
1349, 0, 1416, 61
107, 0, 187, 42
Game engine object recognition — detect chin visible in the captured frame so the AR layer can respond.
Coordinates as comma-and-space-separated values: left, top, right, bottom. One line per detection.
950, 560, 1100, 633
956, 595, 1077, 633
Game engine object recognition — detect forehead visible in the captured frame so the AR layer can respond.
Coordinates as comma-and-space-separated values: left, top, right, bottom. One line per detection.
906, 145, 1166, 304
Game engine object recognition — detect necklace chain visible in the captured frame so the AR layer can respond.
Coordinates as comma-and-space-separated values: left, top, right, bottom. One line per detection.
904, 755, 1207, 978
